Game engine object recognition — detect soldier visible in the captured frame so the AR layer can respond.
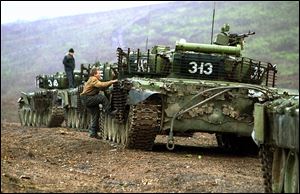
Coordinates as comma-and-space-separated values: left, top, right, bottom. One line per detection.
63, 48, 76, 88
80, 67, 118, 139
214, 24, 231, 45
222, 23, 230, 36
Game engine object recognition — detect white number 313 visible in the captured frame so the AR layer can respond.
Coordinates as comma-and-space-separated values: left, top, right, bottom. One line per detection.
188, 62, 213, 75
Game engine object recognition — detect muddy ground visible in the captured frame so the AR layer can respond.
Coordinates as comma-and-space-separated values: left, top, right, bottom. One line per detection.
1, 122, 264, 193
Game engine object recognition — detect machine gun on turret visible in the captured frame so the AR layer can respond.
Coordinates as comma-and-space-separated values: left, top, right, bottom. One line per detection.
213, 24, 255, 50
228, 31, 255, 48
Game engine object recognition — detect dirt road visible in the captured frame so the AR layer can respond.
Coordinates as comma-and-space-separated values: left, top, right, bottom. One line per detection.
1, 122, 264, 193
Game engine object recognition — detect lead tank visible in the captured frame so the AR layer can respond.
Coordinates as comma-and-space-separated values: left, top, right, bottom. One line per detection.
99, 25, 281, 153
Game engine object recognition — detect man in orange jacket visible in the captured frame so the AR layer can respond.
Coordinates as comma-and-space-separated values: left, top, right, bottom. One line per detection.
80, 67, 118, 139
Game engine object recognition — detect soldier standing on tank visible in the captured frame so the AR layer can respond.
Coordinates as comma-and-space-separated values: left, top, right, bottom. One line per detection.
214, 24, 231, 46
63, 48, 76, 88
80, 67, 118, 139
221, 23, 230, 36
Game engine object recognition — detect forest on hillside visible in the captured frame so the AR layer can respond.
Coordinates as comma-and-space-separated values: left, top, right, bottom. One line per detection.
1, 1, 299, 122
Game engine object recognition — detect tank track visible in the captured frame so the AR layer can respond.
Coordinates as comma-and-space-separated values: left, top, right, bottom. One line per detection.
18, 92, 65, 128
98, 106, 104, 137
77, 85, 84, 114
260, 144, 273, 193
111, 82, 128, 123
77, 84, 90, 131
126, 99, 162, 150
18, 105, 65, 128
46, 106, 65, 127
259, 96, 299, 193
42, 90, 65, 127
102, 95, 162, 150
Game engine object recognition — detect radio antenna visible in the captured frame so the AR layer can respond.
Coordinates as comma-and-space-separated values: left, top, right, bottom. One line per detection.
145, 37, 148, 51
210, 1, 216, 44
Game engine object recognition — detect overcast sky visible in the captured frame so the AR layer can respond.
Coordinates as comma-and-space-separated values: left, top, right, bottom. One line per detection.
1, 1, 172, 24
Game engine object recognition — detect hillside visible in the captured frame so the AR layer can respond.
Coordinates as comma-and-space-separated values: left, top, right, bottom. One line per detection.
1, 1, 299, 122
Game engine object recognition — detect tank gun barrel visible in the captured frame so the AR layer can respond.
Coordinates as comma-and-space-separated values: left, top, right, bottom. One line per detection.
175, 40, 241, 56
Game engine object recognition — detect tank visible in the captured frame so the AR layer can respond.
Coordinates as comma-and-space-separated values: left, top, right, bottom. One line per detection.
17, 62, 103, 129
99, 26, 281, 152
253, 93, 299, 192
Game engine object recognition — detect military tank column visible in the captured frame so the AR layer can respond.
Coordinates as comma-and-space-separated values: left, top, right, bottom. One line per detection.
17, 24, 298, 193
18, 24, 278, 152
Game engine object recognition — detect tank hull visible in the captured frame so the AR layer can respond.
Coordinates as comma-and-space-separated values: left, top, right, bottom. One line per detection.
254, 95, 299, 193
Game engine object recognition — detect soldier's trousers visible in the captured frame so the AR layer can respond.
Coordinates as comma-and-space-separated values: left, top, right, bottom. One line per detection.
65, 68, 75, 88
81, 94, 110, 135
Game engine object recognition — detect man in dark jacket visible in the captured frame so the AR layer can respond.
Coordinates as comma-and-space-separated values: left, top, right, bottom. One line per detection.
63, 48, 75, 88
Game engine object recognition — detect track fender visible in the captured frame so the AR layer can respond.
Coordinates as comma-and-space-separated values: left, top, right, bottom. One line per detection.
127, 89, 160, 105
19, 92, 29, 105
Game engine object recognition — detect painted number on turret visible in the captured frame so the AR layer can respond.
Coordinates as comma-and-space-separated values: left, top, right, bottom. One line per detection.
48, 79, 58, 87
188, 62, 213, 75
134, 59, 150, 73
251, 66, 265, 80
